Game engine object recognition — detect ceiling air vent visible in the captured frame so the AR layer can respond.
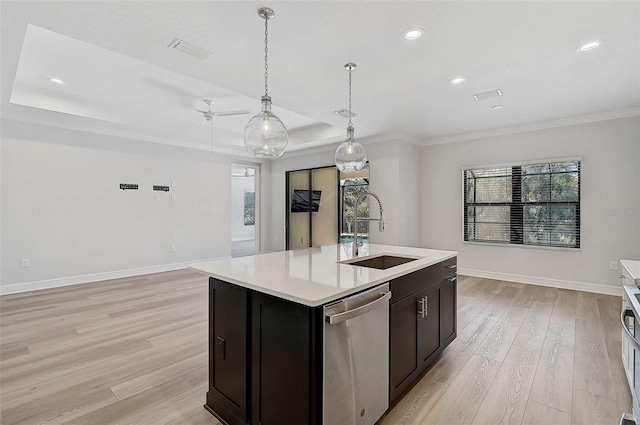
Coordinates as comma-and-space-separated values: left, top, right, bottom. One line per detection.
334, 109, 358, 118
473, 89, 503, 101
168, 38, 212, 61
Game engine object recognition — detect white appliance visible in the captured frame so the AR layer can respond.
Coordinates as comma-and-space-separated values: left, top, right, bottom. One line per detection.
323, 283, 391, 425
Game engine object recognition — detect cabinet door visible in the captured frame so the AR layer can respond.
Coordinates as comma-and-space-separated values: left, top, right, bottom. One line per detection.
207, 279, 248, 425
390, 293, 419, 400
417, 284, 441, 366
251, 292, 314, 425
441, 276, 457, 345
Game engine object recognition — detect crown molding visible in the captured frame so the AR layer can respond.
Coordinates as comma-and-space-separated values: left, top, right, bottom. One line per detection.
421, 108, 640, 146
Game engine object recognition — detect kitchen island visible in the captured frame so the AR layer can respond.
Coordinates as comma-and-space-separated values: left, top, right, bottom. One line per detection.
190, 243, 457, 425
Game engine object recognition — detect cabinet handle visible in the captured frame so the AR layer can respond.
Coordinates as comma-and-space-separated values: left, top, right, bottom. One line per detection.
417, 296, 428, 318
446, 264, 457, 269
447, 276, 457, 282
619, 274, 626, 279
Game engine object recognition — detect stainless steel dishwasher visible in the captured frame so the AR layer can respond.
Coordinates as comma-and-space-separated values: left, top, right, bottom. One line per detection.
323, 283, 391, 425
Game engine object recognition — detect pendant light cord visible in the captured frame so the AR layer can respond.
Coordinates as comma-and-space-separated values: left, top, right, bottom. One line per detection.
347, 67, 352, 129
264, 17, 269, 98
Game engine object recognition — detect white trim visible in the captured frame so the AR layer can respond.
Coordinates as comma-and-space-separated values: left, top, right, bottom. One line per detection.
0, 259, 222, 296
423, 108, 640, 146
459, 268, 622, 296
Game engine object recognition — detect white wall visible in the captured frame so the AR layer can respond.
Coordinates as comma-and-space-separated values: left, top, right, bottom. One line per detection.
419, 116, 640, 293
1, 119, 238, 293
266, 138, 422, 252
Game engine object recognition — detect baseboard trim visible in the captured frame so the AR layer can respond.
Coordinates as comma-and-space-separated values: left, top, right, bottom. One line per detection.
3, 264, 622, 297
458, 268, 622, 296
0, 259, 218, 296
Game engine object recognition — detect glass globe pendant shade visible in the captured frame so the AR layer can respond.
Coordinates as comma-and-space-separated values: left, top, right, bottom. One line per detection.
334, 126, 367, 173
244, 96, 288, 158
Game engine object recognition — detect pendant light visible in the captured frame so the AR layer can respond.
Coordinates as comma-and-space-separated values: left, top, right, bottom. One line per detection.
244, 7, 288, 158
334, 63, 367, 172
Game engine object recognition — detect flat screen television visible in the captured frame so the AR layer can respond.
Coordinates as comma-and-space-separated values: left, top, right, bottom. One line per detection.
291, 189, 322, 213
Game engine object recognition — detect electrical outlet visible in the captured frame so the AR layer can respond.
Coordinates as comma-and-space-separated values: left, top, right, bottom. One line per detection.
21, 258, 30, 268
170, 245, 177, 253
155, 194, 160, 201
609, 260, 619, 271
171, 195, 176, 202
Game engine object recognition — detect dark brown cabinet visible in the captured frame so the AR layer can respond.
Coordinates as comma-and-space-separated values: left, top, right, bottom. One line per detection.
207, 255, 457, 423
207, 278, 249, 424
389, 257, 457, 402
206, 278, 322, 425
441, 260, 458, 346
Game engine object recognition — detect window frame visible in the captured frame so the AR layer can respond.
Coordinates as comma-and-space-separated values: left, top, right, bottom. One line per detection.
462, 157, 581, 250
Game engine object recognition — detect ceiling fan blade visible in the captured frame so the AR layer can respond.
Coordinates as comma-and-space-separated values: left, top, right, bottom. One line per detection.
215, 110, 251, 117
195, 109, 208, 114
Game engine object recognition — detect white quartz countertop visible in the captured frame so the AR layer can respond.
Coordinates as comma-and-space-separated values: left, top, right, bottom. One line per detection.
189, 243, 457, 307
621, 259, 640, 284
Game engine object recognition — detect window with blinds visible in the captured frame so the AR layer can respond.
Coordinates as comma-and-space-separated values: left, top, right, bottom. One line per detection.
463, 160, 580, 248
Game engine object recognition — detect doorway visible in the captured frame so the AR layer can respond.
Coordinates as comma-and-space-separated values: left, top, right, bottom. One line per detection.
231, 164, 259, 257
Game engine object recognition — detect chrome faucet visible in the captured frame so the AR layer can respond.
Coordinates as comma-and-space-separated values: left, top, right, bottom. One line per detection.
353, 191, 384, 256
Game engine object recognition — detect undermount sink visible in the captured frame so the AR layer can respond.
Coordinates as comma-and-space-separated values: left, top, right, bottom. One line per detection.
341, 255, 418, 270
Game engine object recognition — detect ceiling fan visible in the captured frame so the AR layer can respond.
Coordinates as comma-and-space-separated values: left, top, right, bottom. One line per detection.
196, 99, 250, 124
196, 99, 250, 154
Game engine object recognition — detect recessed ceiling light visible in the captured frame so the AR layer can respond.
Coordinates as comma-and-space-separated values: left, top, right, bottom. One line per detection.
449, 76, 466, 85
577, 40, 601, 52
491, 105, 503, 110
403, 28, 423, 40
48, 77, 64, 84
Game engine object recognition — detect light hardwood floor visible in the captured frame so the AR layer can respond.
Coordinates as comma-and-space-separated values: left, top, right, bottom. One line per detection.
0, 271, 630, 425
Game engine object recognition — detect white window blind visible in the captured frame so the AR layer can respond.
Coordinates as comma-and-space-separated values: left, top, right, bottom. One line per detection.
463, 160, 580, 248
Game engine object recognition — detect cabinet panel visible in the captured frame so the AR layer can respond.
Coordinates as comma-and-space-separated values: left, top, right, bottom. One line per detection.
418, 285, 441, 365
390, 294, 419, 392
251, 292, 315, 425
207, 279, 248, 425
441, 276, 457, 345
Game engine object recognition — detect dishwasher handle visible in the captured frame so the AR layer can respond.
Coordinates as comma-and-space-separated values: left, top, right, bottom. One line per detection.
621, 308, 640, 351
326, 291, 392, 325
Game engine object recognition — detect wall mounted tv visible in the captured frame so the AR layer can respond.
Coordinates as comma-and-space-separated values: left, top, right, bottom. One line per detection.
291, 189, 322, 213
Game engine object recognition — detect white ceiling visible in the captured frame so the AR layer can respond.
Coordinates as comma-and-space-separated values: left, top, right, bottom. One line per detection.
1, 1, 639, 157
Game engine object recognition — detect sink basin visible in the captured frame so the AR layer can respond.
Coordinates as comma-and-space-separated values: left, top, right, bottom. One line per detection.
342, 255, 418, 270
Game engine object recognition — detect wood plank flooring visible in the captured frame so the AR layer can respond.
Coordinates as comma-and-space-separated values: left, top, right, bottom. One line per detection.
0, 271, 630, 425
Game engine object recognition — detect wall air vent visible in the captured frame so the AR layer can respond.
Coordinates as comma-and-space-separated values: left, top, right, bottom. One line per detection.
334, 109, 358, 118
168, 38, 212, 61
473, 89, 503, 101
